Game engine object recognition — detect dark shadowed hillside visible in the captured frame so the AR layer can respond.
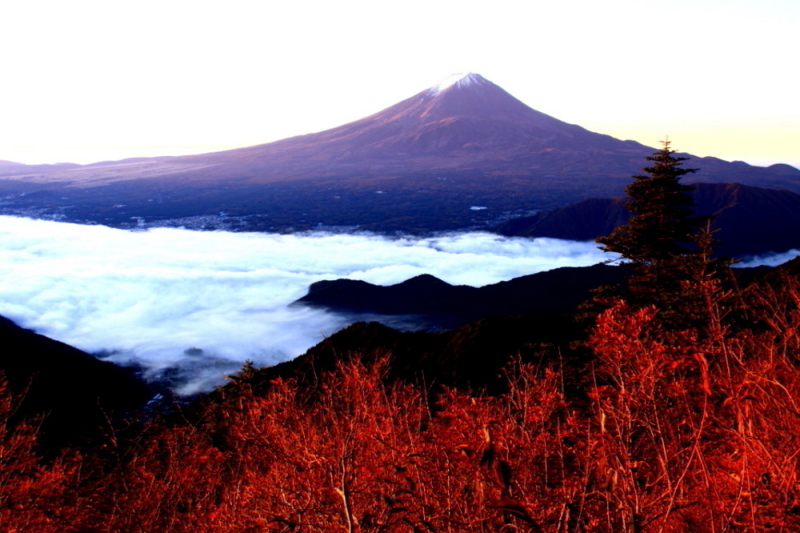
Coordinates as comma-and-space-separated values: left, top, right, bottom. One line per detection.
295, 259, 772, 330
0, 315, 152, 449
496, 182, 800, 258
218, 313, 586, 398
296, 263, 630, 330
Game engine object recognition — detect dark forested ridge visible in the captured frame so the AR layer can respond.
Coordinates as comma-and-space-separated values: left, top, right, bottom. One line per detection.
496, 181, 800, 257
220, 313, 585, 397
296, 264, 630, 330
295, 261, 772, 331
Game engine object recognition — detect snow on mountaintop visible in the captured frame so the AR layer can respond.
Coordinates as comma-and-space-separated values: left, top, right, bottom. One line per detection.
429, 72, 485, 94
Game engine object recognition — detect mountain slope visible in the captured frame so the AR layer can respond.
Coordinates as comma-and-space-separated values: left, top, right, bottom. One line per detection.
296, 264, 630, 330
496, 182, 800, 257
216, 72, 641, 170
0, 74, 797, 233
0, 315, 152, 450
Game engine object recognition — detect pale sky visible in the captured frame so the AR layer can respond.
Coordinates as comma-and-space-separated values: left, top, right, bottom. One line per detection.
1, 0, 797, 168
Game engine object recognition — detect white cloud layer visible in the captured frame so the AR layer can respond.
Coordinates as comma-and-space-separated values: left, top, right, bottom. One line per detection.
735, 250, 800, 268
0, 216, 648, 393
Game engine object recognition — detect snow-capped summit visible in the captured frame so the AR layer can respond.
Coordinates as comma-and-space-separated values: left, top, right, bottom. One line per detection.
429, 72, 487, 94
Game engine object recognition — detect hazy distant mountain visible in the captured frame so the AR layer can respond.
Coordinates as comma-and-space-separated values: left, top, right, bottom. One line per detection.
0, 160, 79, 175
496, 182, 800, 258
0, 73, 797, 232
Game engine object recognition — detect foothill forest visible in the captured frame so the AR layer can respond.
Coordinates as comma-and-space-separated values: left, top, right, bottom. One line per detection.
3, 74, 800, 531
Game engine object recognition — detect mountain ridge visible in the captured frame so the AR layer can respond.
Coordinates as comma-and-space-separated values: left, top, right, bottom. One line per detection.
296, 263, 631, 330
0, 74, 797, 233
496, 181, 800, 257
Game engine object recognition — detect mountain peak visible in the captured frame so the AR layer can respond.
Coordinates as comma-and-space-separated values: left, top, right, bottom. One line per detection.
429, 72, 487, 94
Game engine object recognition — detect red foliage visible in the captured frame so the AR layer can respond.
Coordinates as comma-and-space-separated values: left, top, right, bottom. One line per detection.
0, 378, 84, 533
6, 278, 800, 532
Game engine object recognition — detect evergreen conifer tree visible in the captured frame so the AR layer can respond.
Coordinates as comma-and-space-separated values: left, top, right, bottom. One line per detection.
596, 140, 703, 312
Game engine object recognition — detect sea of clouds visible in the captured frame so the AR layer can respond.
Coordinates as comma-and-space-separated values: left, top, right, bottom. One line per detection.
0, 216, 793, 394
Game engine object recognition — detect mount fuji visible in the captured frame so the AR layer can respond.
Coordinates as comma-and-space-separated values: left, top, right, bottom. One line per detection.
0, 73, 797, 233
